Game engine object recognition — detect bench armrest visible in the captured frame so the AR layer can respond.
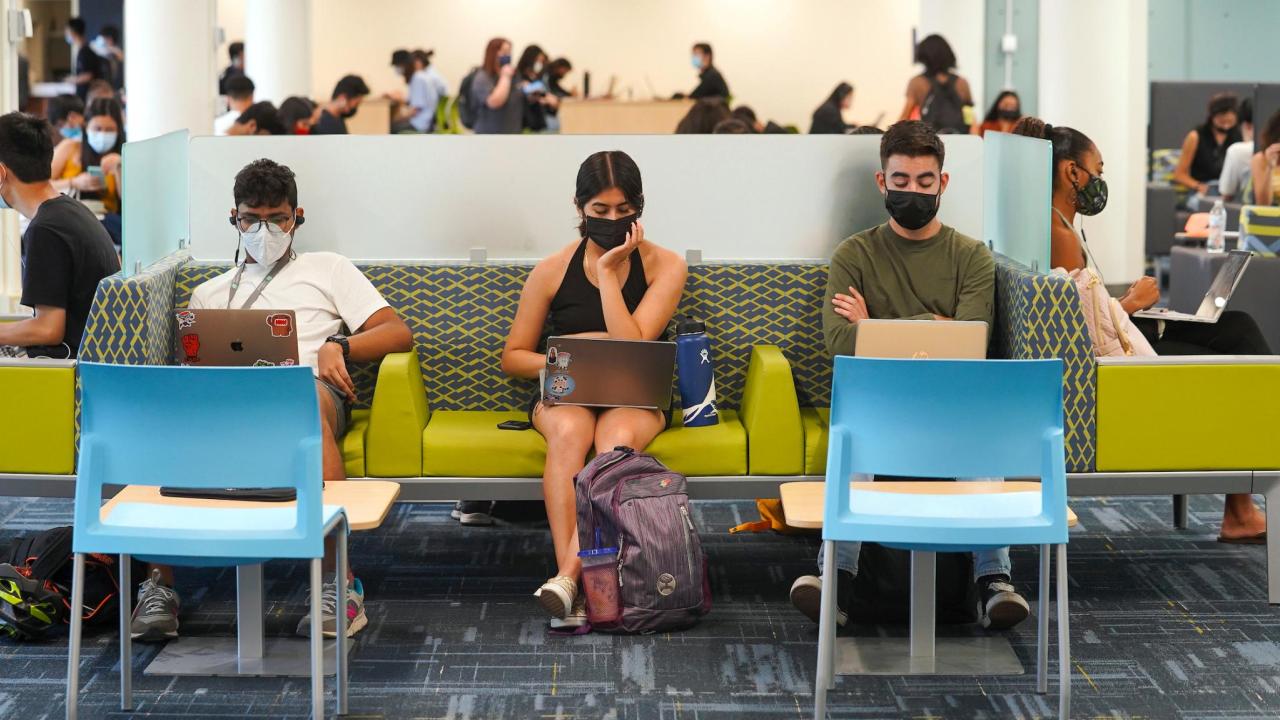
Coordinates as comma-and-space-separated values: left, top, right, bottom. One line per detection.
1098, 354, 1280, 367
1097, 360, 1280, 471
365, 351, 430, 477
0, 361, 77, 474
739, 344, 803, 475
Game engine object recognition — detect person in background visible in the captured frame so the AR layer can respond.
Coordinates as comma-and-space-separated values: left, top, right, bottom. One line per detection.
227, 101, 285, 136
516, 44, 558, 132
501, 150, 687, 628
65, 18, 104, 102
688, 42, 729, 100
0, 112, 119, 360
973, 90, 1021, 137
1172, 93, 1241, 198
712, 118, 750, 134
390, 49, 448, 133
86, 80, 115, 103
791, 120, 1027, 631
46, 94, 85, 145
810, 82, 853, 134
219, 41, 245, 95
94, 25, 124, 91
51, 97, 124, 215
899, 34, 972, 135
470, 38, 524, 135
279, 96, 319, 135
312, 75, 370, 135
1219, 98, 1253, 202
1249, 108, 1280, 207
135, 159, 416, 642
675, 98, 730, 134
215, 75, 256, 136
732, 106, 763, 133
544, 58, 575, 99
1014, 115, 1271, 544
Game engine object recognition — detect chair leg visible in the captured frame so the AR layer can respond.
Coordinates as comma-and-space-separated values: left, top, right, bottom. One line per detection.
1172, 495, 1188, 529
1037, 544, 1049, 694
813, 540, 837, 720
119, 554, 133, 710
336, 518, 349, 716
1057, 543, 1071, 719
65, 553, 86, 720
310, 558, 325, 720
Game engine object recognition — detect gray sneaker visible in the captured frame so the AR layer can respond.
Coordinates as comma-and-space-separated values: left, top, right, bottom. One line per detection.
297, 577, 367, 638
130, 568, 180, 642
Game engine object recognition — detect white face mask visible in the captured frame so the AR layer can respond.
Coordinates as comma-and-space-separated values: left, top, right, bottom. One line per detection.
87, 130, 118, 154
241, 222, 293, 265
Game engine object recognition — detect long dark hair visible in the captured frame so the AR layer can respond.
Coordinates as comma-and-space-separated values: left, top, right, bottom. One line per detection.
915, 34, 957, 76
983, 90, 1020, 123
515, 45, 545, 81
574, 151, 644, 237
826, 82, 853, 107
1204, 92, 1239, 131
675, 98, 730, 134
1260, 108, 1280, 151
81, 97, 125, 168
1013, 116, 1096, 192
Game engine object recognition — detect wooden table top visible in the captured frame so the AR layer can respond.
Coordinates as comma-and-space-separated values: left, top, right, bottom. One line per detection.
100, 480, 401, 532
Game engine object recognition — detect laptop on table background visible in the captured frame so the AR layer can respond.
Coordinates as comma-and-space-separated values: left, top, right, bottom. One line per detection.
1134, 249, 1252, 324
541, 336, 676, 410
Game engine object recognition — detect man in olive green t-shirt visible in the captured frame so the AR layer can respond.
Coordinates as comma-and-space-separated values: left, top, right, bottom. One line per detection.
790, 120, 1029, 633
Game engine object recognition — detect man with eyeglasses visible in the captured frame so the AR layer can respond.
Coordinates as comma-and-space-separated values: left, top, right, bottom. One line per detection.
130, 158, 412, 643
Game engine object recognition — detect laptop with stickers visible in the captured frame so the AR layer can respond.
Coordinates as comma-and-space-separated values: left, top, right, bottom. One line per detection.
541, 336, 676, 410
173, 309, 300, 367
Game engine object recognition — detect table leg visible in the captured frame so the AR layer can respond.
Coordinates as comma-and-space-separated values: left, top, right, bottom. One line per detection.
909, 551, 936, 659
237, 564, 265, 673
1258, 473, 1280, 604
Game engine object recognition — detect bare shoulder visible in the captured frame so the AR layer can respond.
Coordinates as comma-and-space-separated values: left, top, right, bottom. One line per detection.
527, 240, 580, 288
639, 240, 687, 278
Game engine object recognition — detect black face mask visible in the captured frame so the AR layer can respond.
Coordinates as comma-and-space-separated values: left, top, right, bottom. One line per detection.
584, 213, 639, 251
884, 189, 940, 231
1071, 165, 1108, 216
997, 108, 1020, 121
341, 105, 359, 119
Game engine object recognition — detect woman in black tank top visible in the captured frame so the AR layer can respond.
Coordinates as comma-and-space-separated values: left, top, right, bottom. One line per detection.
1172, 93, 1243, 196
497, 151, 688, 625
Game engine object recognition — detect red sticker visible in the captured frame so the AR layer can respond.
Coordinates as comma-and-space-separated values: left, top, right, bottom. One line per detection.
266, 313, 293, 338
181, 334, 200, 364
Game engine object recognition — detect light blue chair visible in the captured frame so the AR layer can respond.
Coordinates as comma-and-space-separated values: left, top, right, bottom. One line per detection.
67, 363, 350, 720
814, 357, 1070, 719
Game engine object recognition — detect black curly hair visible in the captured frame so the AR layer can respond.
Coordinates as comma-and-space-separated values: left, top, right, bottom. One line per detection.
233, 158, 298, 209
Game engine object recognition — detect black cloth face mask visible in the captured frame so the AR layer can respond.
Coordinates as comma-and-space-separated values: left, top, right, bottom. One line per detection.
884, 189, 940, 231
1071, 165, 1108, 216
584, 213, 639, 250
997, 108, 1020, 121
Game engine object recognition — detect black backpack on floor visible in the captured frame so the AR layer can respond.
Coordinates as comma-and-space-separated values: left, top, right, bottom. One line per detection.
848, 542, 980, 625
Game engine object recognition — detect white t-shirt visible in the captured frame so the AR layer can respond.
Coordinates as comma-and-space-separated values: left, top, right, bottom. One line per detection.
213, 110, 240, 136
1219, 140, 1255, 200
189, 252, 390, 373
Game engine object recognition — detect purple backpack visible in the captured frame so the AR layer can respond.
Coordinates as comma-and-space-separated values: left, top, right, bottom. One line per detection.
575, 447, 711, 633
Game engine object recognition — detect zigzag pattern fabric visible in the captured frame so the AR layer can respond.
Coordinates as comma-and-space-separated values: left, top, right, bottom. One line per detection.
994, 256, 1097, 472
80, 251, 187, 366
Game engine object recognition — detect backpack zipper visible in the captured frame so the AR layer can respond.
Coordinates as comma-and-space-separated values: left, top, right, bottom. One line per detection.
679, 505, 696, 589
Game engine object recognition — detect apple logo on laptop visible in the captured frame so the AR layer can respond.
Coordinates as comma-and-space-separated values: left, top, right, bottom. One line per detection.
231, 341, 244, 352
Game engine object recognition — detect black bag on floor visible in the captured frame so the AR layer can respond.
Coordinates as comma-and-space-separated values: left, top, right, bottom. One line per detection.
0, 526, 140, 639
847, 542, 980, 625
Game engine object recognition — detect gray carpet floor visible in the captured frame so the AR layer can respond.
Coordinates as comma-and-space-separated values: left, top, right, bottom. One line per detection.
1, 494, 1279, 719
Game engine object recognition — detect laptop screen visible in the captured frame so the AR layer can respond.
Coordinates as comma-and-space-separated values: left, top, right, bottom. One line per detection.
1194, 251, 1250, 319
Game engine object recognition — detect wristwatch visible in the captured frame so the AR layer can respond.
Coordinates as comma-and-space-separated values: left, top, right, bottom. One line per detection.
325, 334, 350, 359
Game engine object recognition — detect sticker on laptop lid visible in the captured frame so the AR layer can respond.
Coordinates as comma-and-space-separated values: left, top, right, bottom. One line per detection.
265, 313, 293, 338
175, 310, 196, 329
252, 359, 276, 367
546, 373, 575, 399
180, 334, 200, 364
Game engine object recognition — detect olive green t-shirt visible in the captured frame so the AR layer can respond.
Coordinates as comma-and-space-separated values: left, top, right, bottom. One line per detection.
823, 222, 995, 358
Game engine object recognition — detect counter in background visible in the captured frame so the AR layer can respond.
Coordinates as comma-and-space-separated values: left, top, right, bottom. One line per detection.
559, 99, 694, 134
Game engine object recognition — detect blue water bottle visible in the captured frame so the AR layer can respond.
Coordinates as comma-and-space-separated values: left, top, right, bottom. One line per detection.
676, 315, 719, 427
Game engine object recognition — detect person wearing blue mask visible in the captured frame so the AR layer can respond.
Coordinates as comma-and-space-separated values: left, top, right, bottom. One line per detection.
51, 97, 124, 215
469, 37, 524, 135
133, 159, 415, 643
45, 94, 84, 145
688, 42, 729, 100
0, 112, 118, 360
64, 17, 104, 102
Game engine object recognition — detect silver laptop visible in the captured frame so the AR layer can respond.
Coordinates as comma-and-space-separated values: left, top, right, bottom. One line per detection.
541, 336, 676, 410
1134, 250, 1252, 324
854, 319, 989, 359
174, 309, 300, 366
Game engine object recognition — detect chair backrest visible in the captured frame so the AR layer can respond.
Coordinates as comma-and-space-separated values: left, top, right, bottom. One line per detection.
828, 357, 1064, 479
77, 363, 321, 491
1241, 205, 1280, 252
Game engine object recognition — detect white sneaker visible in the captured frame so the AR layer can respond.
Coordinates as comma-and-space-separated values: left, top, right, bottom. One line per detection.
549, 593, 588, 629
534, 575, 577, 620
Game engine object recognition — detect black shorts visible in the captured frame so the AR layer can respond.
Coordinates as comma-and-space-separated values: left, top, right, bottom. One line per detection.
527, 392, 672, 427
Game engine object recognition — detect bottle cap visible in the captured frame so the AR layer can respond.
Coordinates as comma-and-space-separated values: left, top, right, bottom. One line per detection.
677, 316, 706, 335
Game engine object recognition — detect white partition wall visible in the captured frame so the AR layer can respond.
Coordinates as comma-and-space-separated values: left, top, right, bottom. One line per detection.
186, 135, 984, 262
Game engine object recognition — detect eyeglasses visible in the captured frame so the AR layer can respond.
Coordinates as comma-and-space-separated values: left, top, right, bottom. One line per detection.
234, 214, 296, 234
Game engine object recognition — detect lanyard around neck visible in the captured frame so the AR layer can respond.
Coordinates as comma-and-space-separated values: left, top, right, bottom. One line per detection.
227, 254, 292, 310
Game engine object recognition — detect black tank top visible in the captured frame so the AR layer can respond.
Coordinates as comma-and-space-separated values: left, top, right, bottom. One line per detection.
1189, 123, 1242, 183
547, 239, 649, 336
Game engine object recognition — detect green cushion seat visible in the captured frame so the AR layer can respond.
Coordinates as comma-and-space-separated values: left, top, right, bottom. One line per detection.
801, 407, 830, 476
342, 409, 371, 478
422, 410, 547, 477
647, 410, 747, 476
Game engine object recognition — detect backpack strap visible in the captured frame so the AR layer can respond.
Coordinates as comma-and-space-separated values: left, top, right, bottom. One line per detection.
24, 526, 74, 582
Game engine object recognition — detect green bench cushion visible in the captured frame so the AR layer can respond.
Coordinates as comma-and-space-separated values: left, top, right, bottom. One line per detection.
343, 409, 370, 477
0, 365, 76, 474
801, 407, 830, 477
647, 410, 747, 477
422, 410, 547, 477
